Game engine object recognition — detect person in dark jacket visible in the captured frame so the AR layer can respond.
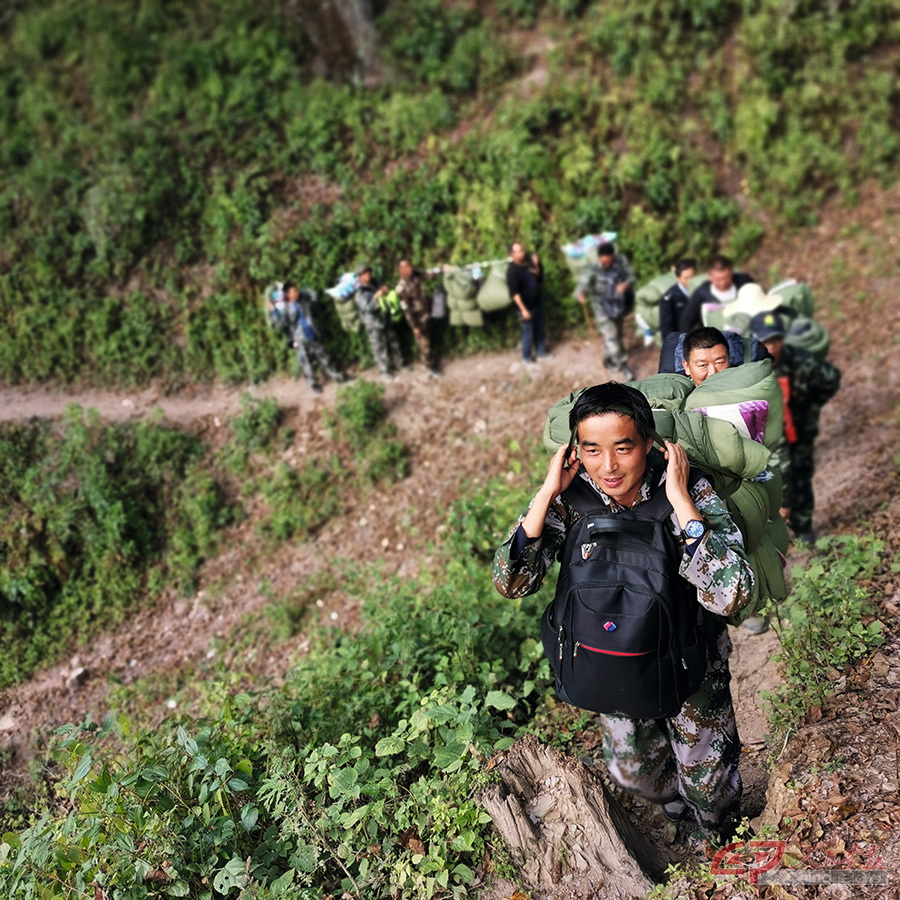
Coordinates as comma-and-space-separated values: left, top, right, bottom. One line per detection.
678, 256, 754, 334
659, 258, 697, 340
506, 241, 548, 364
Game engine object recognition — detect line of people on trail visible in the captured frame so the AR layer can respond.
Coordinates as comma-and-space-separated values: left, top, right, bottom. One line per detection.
491, 244, 842, 859
268, 259, 444, 392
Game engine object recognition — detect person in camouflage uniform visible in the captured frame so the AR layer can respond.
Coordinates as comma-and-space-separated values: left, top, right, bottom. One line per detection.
749, 311, 841, 542
493, 382, 753, 842
395, 258, 441, 377
353, 264, 403, 379
576, 243, 636, 381
284, 283, 348, 394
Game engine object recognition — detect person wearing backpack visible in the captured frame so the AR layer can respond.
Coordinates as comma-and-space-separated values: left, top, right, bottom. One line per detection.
395, 258, 442, 377
284, 283, 349, 394
677, 255, 755, 334
658, 258, 697, 340
576, 242, 636, 380
748, 310, 841, 543
353, 264, 404, 380
493, 382, 753, 844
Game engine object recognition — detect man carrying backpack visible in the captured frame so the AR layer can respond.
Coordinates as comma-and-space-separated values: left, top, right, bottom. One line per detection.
283, 283, 349, 394
576, 242, 636, 380
353, 264, 404, 380
677, 255, 755, 334
395, 258, 441, 377
493, 382, 753, 845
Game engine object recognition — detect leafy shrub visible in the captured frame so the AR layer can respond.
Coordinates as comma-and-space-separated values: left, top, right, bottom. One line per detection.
326, 380, 410, 485
0, 473, 551, 899
0, 408, 232, 688
763, 534, 885, 740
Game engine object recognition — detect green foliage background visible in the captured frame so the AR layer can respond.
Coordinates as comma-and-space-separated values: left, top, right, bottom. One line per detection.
0, 0, 897, 386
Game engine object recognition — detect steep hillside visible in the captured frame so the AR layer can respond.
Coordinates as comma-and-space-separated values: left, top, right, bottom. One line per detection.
0, 0, 897, 386
0, 179, 898, 898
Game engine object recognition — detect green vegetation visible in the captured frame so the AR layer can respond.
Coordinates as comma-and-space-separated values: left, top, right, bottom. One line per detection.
1, 0, 896, 387
762, 535, 885, 742
0, 382, 408, 689
0, 407, 231, 688
0, 472, 544, 899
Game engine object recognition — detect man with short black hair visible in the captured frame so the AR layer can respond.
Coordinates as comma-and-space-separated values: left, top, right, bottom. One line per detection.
576, 242, 636, 380
748, 311, 840, 543
678, 255, 755, 334
681, 326, 731, 387
493, 382, 753, 844
506, 241, 548, 365
284, 283, 348, 394
659, 258, 697, 339
395, 258, 441, 377
354, 264, 403, 379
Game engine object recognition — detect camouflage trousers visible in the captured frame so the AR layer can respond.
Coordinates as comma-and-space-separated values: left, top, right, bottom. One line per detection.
295, 338, 342, 388
405, 308, 438, 371
360, 309, 403, 375
598, 658, 741, 840
786, 441, 815, 535
590, 303, 628, 372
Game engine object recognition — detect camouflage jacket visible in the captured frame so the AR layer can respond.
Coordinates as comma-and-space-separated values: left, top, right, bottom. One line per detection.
492, 449, 754, 655
576, 253, 636, 303
778, 345, 841, 440
395, 272, 430, 323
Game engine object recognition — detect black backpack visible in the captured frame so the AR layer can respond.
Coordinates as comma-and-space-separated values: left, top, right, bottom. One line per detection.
539, 472, 715, 719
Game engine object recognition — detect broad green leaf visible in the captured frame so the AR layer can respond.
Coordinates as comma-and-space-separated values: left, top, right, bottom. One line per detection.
374, 736, 406, 757
484, 690, 516, 711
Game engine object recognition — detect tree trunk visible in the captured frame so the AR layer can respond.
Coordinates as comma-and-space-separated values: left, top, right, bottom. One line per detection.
480, 735, 664, 900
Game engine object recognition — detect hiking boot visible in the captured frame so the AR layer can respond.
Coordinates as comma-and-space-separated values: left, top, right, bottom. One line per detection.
381, 371, 395, 381
796, 529, 817, 545
620, 363, 635, 381
662, 799, 690, 823
428, 367, 443, 378
742, 615, 769, 635
333, 373, 348, 383
310, 383, 323, 394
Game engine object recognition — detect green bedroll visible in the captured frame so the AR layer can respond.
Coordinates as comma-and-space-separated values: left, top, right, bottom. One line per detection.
443, 267, 480, 313
785, 314, 830, 360
769, 279, 815, 318
476, 261, 513, 313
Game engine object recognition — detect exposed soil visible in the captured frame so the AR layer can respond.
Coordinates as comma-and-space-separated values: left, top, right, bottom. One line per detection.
0, 180, 898, 897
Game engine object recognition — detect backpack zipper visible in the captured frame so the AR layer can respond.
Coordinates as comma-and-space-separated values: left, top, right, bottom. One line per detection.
557, 625, 564, 660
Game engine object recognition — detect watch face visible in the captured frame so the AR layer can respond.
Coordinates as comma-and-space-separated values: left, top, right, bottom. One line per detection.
684, 519, 706, 539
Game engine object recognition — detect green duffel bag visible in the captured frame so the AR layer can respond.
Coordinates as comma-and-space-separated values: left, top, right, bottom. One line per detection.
449, 307, 464, 328
769, 279, 815, 318
726, 481, 770, 553
476, 261, 512, 313
786, 315, 830, 360
333, 295, 361, 332
444, 267, 479, 308
686, 360, 784, 453
459, 307, 484, 328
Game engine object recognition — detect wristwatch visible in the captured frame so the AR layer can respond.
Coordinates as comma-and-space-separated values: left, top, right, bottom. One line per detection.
682, 519, 707, 541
